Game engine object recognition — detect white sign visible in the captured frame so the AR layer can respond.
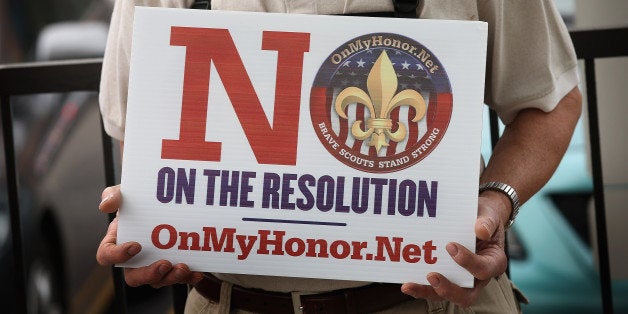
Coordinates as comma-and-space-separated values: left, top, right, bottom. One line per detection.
119, 7, 487, 287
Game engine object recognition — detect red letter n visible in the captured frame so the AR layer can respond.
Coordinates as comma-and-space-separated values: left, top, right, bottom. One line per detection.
161, 27, 310, 165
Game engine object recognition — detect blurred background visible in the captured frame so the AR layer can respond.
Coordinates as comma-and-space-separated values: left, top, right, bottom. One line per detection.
0, 0, 626, 313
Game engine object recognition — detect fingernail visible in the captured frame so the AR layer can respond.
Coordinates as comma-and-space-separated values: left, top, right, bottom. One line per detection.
427, 274, 440, 288
99, 195, 112, 209
158, 264, 171, 275
126, 244, 140, 256
446, 243, 458, 257
401, 287, 419, 299
174, 267, 187, 280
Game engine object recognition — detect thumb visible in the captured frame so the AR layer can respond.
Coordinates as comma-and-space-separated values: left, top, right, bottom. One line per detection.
100, 185, 122, 213
475, 196, 504, 240
475, 214, 499, 241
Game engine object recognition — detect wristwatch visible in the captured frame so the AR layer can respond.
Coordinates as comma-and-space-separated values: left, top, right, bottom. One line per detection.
479, 181, 520, 228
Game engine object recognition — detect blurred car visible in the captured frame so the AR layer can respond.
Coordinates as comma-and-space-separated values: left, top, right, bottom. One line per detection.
0, 15, 115, 314
483, 111, 628, 313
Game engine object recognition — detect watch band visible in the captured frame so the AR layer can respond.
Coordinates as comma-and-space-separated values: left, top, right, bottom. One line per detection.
479, 181, 520, 228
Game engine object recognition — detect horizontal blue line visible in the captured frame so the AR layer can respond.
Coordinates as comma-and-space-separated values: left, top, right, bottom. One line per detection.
242, 217, 346, 227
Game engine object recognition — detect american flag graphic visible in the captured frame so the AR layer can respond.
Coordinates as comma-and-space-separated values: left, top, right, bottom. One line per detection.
325, 47, 437, 158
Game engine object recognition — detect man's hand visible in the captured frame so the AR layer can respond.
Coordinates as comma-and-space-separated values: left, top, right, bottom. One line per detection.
400, 87, 582, 307
400, 193, 508, 308
96, 185, 203, 288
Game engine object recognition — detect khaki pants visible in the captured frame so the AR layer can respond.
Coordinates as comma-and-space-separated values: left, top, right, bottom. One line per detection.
184, 274, 526, 314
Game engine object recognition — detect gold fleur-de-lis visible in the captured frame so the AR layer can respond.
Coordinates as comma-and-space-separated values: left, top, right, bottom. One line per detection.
335, 51, 427, 153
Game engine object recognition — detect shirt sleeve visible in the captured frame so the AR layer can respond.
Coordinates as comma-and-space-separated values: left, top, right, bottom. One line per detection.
478, 0, 579, 124
99, 0, 193, 141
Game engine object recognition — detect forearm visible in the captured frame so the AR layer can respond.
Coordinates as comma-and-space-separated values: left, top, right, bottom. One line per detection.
481, 87, 582, 223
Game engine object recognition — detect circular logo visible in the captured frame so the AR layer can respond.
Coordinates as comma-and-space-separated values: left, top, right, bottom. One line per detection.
310, 33, 453, 173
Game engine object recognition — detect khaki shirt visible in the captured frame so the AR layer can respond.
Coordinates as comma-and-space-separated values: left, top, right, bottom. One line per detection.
99, 0, 578, 293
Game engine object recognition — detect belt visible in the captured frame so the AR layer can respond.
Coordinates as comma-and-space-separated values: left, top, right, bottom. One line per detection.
194, 274, 414, 313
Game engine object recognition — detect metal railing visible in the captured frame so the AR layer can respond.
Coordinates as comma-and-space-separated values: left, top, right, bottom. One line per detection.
1, 27, 627, 313
0, 58, 187, 314
0, 59, 107, 314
